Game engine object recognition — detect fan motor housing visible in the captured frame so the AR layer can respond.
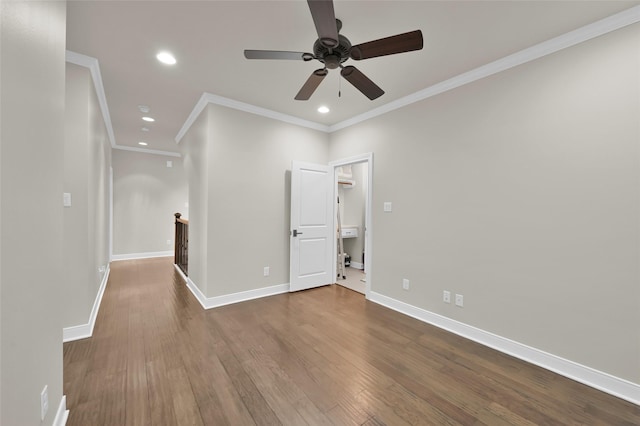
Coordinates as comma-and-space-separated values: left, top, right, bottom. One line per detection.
313, 34, 351, 69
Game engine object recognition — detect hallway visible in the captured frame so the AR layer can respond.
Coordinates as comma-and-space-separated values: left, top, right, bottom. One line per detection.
63, 258, 640, 425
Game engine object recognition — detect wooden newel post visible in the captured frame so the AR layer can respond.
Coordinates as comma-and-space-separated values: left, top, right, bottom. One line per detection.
174, 213, 189, 276
174, 213, 181, 265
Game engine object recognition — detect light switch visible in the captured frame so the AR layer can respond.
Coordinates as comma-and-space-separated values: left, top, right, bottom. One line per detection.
166, 160, 173, 168
63, 192, 72, 207
383, 202, 392, 212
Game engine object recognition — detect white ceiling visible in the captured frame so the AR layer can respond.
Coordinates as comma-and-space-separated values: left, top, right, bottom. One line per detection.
66, 1, 638, 155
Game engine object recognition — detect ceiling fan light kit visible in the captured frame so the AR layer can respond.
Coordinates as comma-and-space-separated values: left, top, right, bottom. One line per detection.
244, 0, 423, 101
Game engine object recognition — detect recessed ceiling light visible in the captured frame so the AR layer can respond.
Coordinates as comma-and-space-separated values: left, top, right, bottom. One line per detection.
138, 142, 148, 146
156, 51, 176, 65
141, 127, 150, 132
142, 116, 155, 122
138, 105, 150, 113
317, 106, 330, 114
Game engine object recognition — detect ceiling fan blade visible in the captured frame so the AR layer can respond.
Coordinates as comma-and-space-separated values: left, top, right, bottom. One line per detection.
340, 66, 384, 100
350, 30, 423, 60
295, 69, 328, 100
307, 0, 339, 48
244, 50, 314, 61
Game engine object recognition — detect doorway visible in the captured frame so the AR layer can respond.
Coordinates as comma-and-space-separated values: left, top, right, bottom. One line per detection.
330, 153, 373, 298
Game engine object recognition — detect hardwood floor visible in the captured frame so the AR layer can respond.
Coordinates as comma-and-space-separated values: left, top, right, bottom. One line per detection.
64, 258, 640, 425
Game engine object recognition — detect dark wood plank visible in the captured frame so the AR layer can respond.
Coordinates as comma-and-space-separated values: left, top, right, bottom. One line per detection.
166, 366, 205, 426
145, 358, 179, 425
63, 258, 640, 425
325, 399, 370, 425
125, 309, 151, 426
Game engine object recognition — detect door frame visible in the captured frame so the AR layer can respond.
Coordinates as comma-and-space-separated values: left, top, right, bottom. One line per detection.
329, 152, 373, 299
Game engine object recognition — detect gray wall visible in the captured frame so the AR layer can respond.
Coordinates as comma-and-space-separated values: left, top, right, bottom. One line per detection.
329, 24, 640, 384
180, 111, 210, 294
87, 64, 111, 294
63, 63, 112, 328
1, 1, 67, 424
112, 149, 187, 256
181, 104, 328, 298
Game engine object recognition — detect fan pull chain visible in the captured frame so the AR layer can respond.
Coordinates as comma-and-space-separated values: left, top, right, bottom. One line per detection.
338, 73, 342, 98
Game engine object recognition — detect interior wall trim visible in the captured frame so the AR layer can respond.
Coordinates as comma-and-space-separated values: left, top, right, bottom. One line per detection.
113, 144, 181, 158
173, 5, 640, 142
53, 395, 69, 426
369, 291, 640, 406
171, 260, 639, 404
173, 92, 209, 144
62, 265, 111, 343
349, 262, 364, 270
65, 50, 116, 148
65, 50, 182, 158
68, 6, 640, 151
173, 264, 289, 309
174, 92, 330, 144
329, 5, 640, 132
111, 251, 173, 261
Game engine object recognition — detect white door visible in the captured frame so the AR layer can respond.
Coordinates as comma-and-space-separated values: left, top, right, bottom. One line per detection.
290, 161, 334, 292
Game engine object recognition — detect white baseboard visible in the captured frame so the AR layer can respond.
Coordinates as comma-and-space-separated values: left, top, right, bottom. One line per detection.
369, 291, 640, 406
173, 262, 189, 284
63, 265, 110, 342
53, 395, 69, 426
173, 264, 289, 310
111, 251, 172, 261
349, 262, 364, 270
173, 263, 189, 284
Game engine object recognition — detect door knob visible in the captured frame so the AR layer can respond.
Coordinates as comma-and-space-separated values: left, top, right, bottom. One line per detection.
293, 229, 303, 237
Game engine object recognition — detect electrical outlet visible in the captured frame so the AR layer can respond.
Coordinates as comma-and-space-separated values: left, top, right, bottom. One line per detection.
455, 294, 464, 307
263, 266, 270, 277
443, 290, 451, 303
41, 385, 49, 421
402, 278, 409, 290
167, 239, 172, 245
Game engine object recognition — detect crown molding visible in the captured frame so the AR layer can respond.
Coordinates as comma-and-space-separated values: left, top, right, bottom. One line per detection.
112, 145, 181, 158
175, 5, 639, 141
66, 50, 116, 147
72, 5, 638, 145
175, 92, 330, 144
174, 92, 210, 144
329, 5, 640, 132
66, 50, 183, 158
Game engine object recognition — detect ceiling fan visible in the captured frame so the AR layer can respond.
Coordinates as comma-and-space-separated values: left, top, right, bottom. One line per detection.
244, 0, 423, 101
